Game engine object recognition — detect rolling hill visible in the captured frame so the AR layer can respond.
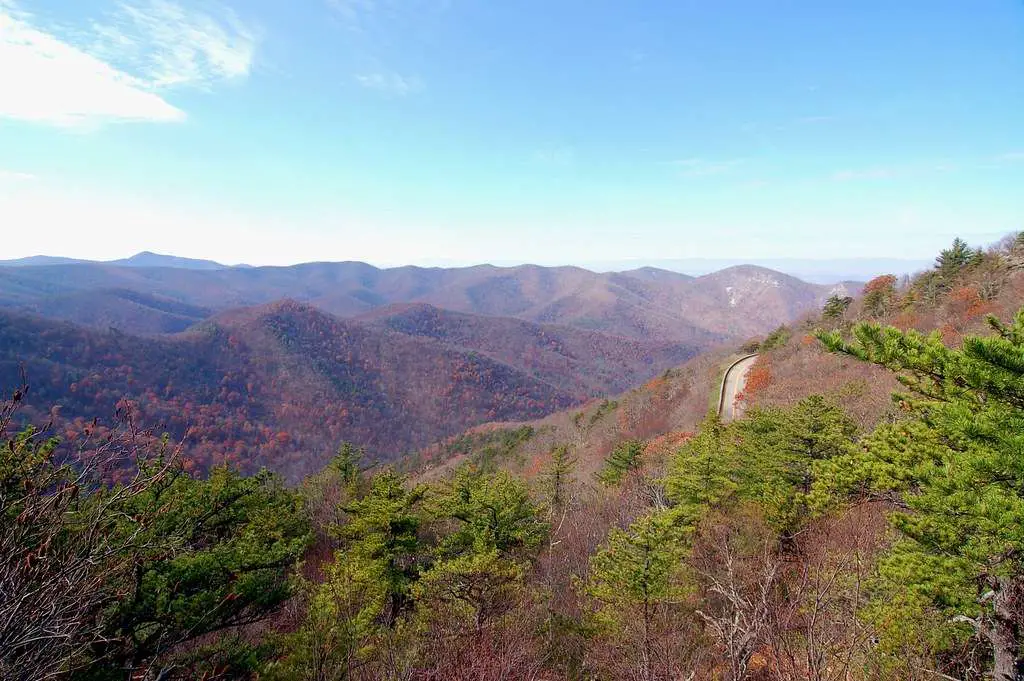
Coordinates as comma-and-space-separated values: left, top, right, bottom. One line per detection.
0, 298, 714, 480
0, 259, 852, 342
0, 255, 858, 480
356, 302, 714, 395
1, 301, 587, 479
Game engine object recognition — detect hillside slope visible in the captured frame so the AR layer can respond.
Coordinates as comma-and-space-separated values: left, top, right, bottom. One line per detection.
408, 237, 1024, 489
356, 302, 715, 395
0, 301, 584, 480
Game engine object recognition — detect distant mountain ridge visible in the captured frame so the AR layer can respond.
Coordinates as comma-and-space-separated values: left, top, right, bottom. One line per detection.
584, 257, 930, 283
0, 259, 854, 342
0, 251, 238, 270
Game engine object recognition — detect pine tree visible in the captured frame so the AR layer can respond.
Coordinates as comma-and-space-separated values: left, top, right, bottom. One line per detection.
332, 441, 364, 490
736, 396, 857, 535
433, 466, 546, 561
665, 413, 736, 515
822, 294, 853, 320
269, 553, 389, 681
817, 307, 1024, 679
538, 444, 577, 513
416, 467, 546, 635
584, 512, 691, 679
596, 439, 645, 486
340, 471, 425, 626
936, 237, 982, 278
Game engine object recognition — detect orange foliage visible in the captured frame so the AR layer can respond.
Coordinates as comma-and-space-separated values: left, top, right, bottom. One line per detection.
947, 286, 997, 322
892, 311, 920, 331
742, 357, 772, 399
863, 274, 898, 295
644, 431, 693, 457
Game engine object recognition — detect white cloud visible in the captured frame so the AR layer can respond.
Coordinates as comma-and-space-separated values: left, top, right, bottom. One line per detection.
329, 0, 444, 93
97, 1, 259, 89
355, 71, 422, 95
0, 7, 185, 127
0, 169, 37, 181
996, 151, 1024, 162
0, 0, 258, 129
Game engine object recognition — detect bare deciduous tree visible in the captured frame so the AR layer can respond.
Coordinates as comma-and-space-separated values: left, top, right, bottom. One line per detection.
692, 509, 783, 681
0, 389, 179, 680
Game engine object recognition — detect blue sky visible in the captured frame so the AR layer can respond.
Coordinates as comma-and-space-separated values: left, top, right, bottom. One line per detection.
1, 0, 1023, 267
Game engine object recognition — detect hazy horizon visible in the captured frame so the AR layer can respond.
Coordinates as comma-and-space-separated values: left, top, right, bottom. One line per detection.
1, 249, 938, 284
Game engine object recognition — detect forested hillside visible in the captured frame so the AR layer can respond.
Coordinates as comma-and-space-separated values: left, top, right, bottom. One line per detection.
1, 257, 848, 480
0, 301, 580, 479
357, 302, 711, 395
6, 236, 1024, 680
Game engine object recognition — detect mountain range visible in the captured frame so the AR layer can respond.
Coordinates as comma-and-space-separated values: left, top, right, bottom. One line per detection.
0, 253, 856, 340
1, 251, 927, 284
0, 252, 859, 478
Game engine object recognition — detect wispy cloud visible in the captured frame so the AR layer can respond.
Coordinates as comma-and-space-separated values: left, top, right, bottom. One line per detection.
0, 169, 37, 182
0, 0, 257, 129
0, 4, 184, 127
355, 71, 423, 95
667, 158, 746, 177
327, 0, 450, 27
96, 0, 260, 90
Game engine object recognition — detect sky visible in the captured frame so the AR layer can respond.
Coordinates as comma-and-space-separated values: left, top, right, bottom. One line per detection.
1, 0, 1023, 267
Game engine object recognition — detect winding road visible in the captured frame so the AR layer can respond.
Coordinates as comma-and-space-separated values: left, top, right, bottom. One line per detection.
718, 354, 759, 423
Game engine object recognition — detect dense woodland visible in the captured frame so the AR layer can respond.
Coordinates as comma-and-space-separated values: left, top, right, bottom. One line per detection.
5, 235, 1024, 680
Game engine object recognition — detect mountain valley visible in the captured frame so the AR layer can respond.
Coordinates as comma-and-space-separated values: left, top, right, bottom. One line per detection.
0, 254, 854, 478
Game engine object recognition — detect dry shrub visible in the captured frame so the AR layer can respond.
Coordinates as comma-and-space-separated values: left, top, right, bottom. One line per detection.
768, 503, 890, 681
415, 602, 546, 681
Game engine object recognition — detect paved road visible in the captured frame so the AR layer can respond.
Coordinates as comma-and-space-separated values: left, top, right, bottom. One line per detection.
719, 354, 759, 422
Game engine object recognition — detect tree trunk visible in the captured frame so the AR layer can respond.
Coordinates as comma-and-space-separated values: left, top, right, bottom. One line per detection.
984, 577, 1024, 681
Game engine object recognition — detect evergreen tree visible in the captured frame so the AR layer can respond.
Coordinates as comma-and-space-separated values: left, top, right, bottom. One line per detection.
822, 294, 854, 320
761, 325, 793, 350
416, 467, 546, 634
538, 444, 577, 514
596, 439, 645, 486
267, 553, 389, 681
0, 412, 310, 681
94, 466, 310, 678
433, 466, 546, 562
665, 413, 736, 515
331, 441, 365, 491
340, 471, 425, 626
936, 237, 982, 278
817, 307, 1024, 679
583, 512, 691, 679
735, 396, 857, 535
